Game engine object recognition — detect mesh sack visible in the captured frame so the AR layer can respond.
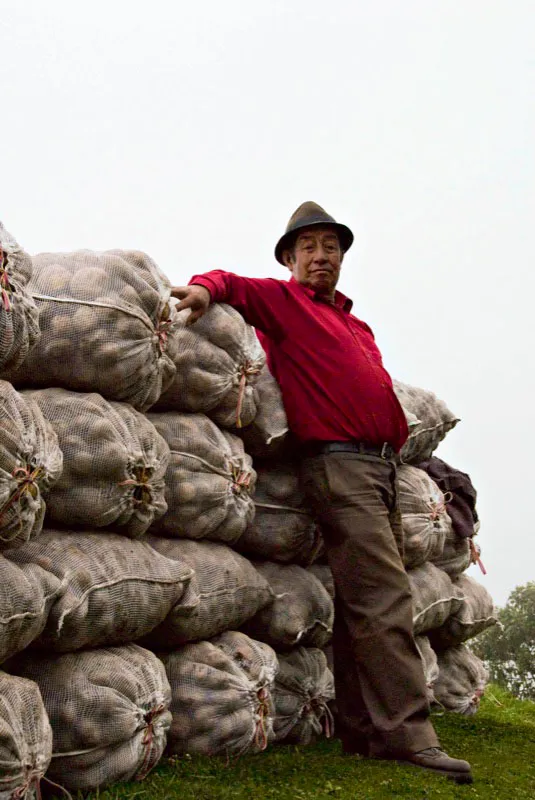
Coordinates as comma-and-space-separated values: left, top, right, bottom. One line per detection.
238, 365, 290, 459
0, 556, 62, 664
433, 644, 489, 715
4, 249, 179, 410
408, 562, 464, 635
430, 574, 496, 648
430, 527, 472, 576
9, 644, 171, 790
394, 380, 459, 465
397, 465, 452, 569
148, 412, 256, 543
307, 564, 335, 600
0, 222, 40, 374
414, 635, 439, 704
5, 530, 194, 652
161, 630, 278, 757
0, 671, 52, 799
242, 562, 334, 651
143, 538, 273, 646
25, 388, 169, 537
273, 647, 335, 745
153, 303, 265, 429
235, 460, 323, 565
0, 381, 63, 550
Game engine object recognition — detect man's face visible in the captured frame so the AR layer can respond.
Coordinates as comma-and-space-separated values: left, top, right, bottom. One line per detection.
283, 226, 343, 299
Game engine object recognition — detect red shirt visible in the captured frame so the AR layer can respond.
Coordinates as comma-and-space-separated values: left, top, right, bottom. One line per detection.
189, 271, 408, 451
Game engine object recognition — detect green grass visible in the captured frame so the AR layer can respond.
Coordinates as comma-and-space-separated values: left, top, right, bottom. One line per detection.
51, 687, 535, 800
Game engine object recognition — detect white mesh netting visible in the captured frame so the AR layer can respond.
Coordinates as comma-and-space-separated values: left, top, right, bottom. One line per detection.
161, 630, 278, 757
0, 557, 62, 665
433, 644, 489, 715
9, 644, 171, 790
235, 460, 323, 565
143, 538, 273, 646
394, 380, 459, 464
408, 561, 465, 635
242, 562, 334, 651
0, 670, 52, 799
306, 564, 335, 601
0, 381, 63, 551
5, 530, 194, 652
272, 647, 335, 745
431, 573, 497, 649
153, 303, 265, 428
3, 249, 179, 410
25, 388, 170, 537
0, 222, 40, 375
397, 464, 452, 569
148, 412, 256, 543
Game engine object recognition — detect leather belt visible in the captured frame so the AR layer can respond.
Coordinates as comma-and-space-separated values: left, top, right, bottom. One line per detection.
301, 440, 396, 460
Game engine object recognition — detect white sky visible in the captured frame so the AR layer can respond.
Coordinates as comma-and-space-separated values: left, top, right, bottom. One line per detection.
3, 1, 534, 605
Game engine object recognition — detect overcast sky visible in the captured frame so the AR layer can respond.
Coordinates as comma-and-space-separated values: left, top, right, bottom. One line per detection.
3, 1, 534, 605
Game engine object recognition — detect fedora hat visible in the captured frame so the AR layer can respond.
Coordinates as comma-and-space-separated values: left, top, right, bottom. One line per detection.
275, 201, 354, 265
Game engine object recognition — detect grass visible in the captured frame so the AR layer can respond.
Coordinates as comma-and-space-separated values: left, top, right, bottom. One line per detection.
49, 687, 535, 800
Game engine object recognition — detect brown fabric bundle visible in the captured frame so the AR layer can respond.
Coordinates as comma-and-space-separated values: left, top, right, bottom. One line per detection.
4, 249, 179, 410
0, 222, 40, 374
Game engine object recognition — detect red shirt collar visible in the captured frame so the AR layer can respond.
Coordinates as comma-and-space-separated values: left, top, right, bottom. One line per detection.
288, 276, 353, 312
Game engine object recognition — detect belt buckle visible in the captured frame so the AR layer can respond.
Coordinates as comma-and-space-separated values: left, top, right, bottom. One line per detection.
380, 443, 390, 459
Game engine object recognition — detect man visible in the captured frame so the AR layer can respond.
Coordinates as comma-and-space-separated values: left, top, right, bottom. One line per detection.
171, 201, 472, 784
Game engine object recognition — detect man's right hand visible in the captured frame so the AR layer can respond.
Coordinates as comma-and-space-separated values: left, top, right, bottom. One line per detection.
170, 284, 211, 326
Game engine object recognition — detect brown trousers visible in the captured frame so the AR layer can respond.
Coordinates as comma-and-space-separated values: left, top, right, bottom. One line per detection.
300, 452, 439, 755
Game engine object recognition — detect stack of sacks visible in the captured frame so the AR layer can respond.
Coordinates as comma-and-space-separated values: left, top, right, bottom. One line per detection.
0, 248, 205, 794
0, 238, 498, 794
145, 302, 335, 753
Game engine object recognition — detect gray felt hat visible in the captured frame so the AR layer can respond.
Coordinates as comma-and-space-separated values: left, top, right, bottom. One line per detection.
274, 201, 354, 265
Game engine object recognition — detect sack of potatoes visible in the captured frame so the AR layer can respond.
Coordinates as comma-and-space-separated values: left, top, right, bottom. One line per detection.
3, 249, 180, 411
0, 380, 63, 551
235, 459, 323, 565
5, 530, 195, 652
153, 303, 265, 429
148, 411, 256, 544
0, 222, 40, 374
25, 388, 170, 538
0, 670, 53, 799
8, 644, 172, 791
161, 630, 278, 757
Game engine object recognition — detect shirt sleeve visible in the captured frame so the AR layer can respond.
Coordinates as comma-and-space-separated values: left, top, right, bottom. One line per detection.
189, 270, 288, 339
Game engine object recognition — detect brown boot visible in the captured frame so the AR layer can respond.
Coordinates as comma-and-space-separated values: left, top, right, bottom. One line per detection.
394, 747, 473, 784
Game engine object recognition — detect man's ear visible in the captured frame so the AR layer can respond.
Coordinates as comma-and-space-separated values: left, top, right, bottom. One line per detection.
282, 249, 294, 270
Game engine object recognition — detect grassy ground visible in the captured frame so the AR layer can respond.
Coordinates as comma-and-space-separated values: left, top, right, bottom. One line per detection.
50, 687, 535, 800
